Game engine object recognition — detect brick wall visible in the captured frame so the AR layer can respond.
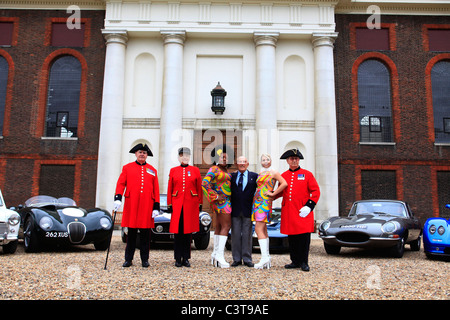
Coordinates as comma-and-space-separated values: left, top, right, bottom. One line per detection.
335, 14, 450, 220
0, 9, 105, 208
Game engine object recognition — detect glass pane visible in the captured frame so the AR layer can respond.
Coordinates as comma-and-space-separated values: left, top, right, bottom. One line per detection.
358, 59, 393, 142
0, 56, 8, 136
431, 60, 450, 143
45, 55, 81, 137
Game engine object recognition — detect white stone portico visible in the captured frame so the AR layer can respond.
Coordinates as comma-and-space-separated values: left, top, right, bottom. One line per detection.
96, 0, 340, 221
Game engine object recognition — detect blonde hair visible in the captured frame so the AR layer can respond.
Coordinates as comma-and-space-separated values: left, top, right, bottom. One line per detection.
260, 154, 272, 162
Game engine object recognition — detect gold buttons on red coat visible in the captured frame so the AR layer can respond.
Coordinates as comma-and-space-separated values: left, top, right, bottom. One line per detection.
141, 167, 145, 193
288, 172, 294, 201
182, 167, 186, 191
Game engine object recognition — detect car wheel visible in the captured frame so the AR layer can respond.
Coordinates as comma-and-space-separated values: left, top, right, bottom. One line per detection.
24, 217, 39, 253
410, 235, 421, 251
389, 236, 405, 258
324, 243, 341, 255
94, 236, 111, 251
2, 240, 18, 254
194, 233, 210, 250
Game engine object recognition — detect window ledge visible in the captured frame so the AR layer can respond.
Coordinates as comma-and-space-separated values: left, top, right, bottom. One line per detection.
41, 137, 78, 141
434, 143, 450, 147
359, 142, 396, 146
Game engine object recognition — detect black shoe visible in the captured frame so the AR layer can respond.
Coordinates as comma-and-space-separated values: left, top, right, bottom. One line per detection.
122, 261, 132, 267
300, 262, 310, 272
142, 261, 150, 268
244, 261, 254, 267
231, 261, 242, 267
182, 259, 191, 267
284, 263, 300, 269
175, 261, 182, 267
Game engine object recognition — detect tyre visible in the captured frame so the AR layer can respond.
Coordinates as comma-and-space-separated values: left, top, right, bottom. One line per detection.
324, 242, 341, 255
389, 236, 405, 258
2, 240, 18, 254
24, 217, 40, 253
194, 233, 210, 250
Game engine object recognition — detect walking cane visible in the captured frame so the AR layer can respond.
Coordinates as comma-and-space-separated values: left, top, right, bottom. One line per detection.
104, 210, 117, 270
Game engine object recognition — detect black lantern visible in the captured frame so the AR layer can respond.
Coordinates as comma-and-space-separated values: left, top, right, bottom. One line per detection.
211, 82, 227, 115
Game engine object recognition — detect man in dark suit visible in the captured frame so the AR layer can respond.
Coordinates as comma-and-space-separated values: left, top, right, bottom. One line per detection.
230, 156, 258, 267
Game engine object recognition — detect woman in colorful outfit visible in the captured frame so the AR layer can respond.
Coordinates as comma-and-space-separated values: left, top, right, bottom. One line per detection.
202, 145, 232, 268
252, 154, 287, 269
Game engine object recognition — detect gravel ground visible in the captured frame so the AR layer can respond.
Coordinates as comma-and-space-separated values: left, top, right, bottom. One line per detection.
0, 234, 449, 301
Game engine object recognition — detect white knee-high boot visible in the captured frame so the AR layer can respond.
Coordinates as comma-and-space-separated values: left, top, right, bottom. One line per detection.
254, 238, 271, 269
214, 235, 230, 268
211, 234, 219, 265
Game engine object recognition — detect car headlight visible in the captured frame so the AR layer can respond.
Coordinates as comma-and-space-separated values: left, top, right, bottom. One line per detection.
429, 225, 436, 234
100, 217, 112, 230
39, 216, 53, 230
381, 221, 398, 233
200, 214, 211, 226
155, 225, 163, 233
437, 226, 445, 236
319, 220, 331, 231
8, 214, 20, 226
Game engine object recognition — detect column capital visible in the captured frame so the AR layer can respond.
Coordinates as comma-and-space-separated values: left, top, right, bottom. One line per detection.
161, 30, 186, 45
254, 32, 279, 47
311, 32, 338, 49
102, 30, 128, 46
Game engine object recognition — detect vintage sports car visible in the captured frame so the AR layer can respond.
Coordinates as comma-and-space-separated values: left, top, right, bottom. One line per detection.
121, 194, 212, 250
423, 204, 450, 259
227, 208, 289, 251
17, 196, 114, 252
318, 200, 422, 258
0, 189, 21, 254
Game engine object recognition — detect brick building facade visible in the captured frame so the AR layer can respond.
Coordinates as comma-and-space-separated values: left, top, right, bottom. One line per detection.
334, 14, 450, 220
1, 1, 449, 222
0, 9, 105, 208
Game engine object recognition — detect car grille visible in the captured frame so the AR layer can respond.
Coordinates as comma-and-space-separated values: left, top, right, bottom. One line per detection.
67, 222, 86, 244
336, 232, 370, 243
0, 223, 8, 239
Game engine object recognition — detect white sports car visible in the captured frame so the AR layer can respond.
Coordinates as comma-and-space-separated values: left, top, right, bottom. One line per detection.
0, 189, 20, 254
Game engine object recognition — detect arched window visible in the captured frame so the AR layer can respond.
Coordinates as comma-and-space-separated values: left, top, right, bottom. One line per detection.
431, 60, 450, 143
45, 55, 81, 137
0, 56, 8, 136
358, 59, 393, 143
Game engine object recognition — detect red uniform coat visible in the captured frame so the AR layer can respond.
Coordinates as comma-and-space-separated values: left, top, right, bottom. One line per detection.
279, 167, 320, 235
167, 165, 202, 234
115, 161, 160, 229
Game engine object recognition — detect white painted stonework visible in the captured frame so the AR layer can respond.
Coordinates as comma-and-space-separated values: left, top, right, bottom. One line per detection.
95, 0, 340, 221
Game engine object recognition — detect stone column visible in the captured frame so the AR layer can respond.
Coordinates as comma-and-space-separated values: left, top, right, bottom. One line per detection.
254, 32, 279, 158
96, 30, 128, 211
158, 31, 186, 192
312, 33, 339, 221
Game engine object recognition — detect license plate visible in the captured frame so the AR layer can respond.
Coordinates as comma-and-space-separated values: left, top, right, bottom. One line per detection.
45, 231, 69, 238
340, 225, 367, 229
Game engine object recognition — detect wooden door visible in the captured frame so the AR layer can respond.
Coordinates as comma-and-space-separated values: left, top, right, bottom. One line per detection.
194, 129, 241, 228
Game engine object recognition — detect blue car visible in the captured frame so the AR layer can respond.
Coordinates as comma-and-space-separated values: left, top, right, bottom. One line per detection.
423, 204, 450, 260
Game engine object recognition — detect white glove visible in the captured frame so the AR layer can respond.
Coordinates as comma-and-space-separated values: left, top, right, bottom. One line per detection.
152, 210, 159, 218
113, 200, 122, 211
299, 206, 311, 218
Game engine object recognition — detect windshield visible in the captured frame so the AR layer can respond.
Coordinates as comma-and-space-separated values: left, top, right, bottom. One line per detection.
349, 201, 407, 218
25, 196, 77, 207
270, 208, 281, 223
